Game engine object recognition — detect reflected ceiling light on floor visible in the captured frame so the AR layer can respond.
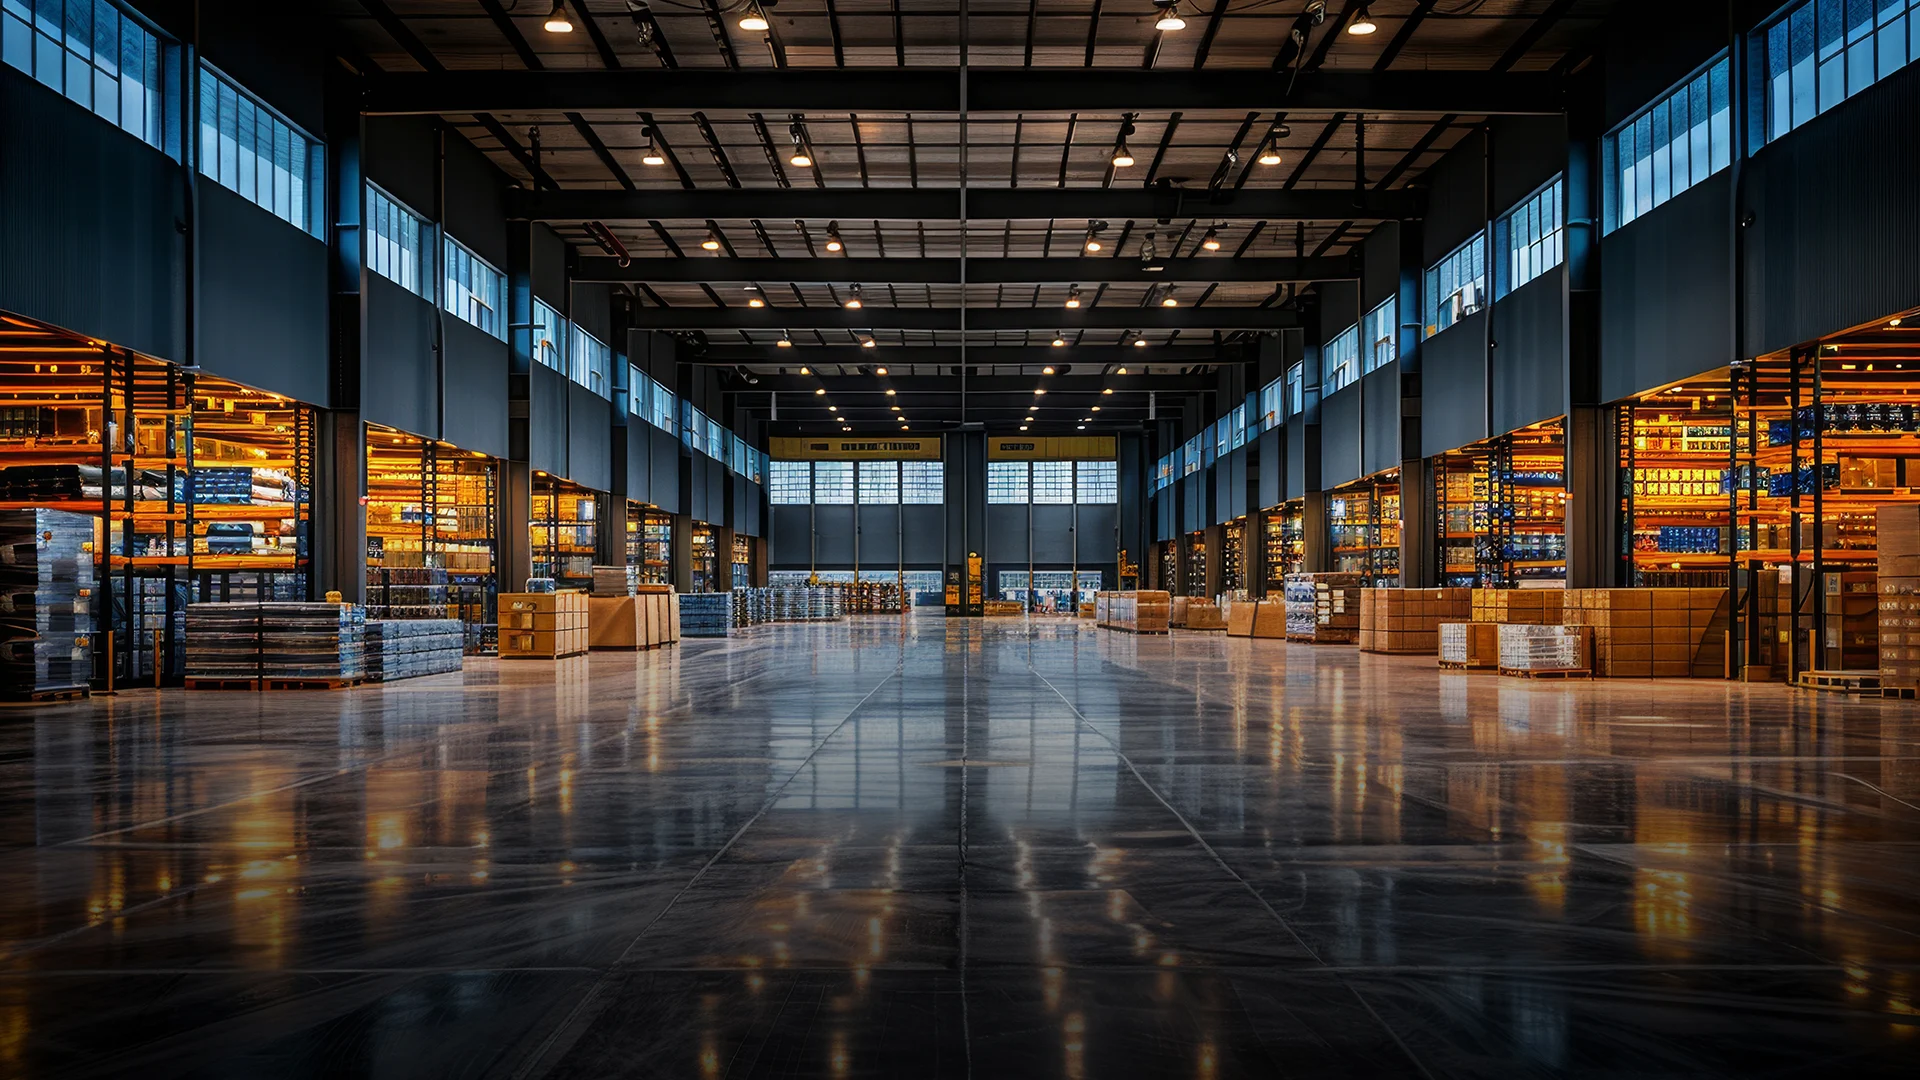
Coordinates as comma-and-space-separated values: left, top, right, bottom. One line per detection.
1347, 4, 1378, 35
788, 124, 812, 168
825, 223, 844, 252
1154, 0, 1186, 31
738, 2, 770, 32
1200, 226, 1221, 251
641, 128, 665, 166
1065, 285, 1082, 308
844, 284, 863, 309
701, 229, 721, 251
543, 1, 574, 33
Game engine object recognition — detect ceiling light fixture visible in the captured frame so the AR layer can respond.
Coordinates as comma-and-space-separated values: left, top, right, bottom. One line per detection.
1102, 387, 1114, 395
1085, 222, 1107, 252
745, 287, 764, 308
1052, 334, 1066, 347
1091, 405, 1101, 411
828, 405, 837, 412
1161, 288, 1179, 307
701, 229, 721, 251
778, 334, 793, 348
543, 1, 574, 33
1154, 0, 1187, 31
1019, 425, 1028, 431
1200, 226, 1221, 251
891, 405, 900, 411
862, 337, 876, 348
885, 388, 897, 396
825, 223, 844, 252
1065, 285, 1082, 308
1894, 317, 1906, 327
1043, 365, 1056, 374
1034, 388, 1047, 395
1111, 117, 1136, 167
844, 284, 863, 309
875, 366, 888, 375
814, 387, 826, 395
1077, 425, 1086, 430
1116, 366, 1127, 375
641, 129, 665, 167
1347, 4, 1378, 35
787, 124, 812, 168
901, 425, 910, 431
738, 1, 770, 32
1133, 337, 1148, 347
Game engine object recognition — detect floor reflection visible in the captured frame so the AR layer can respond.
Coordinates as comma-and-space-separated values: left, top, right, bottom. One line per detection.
0, 614, 1916, 1077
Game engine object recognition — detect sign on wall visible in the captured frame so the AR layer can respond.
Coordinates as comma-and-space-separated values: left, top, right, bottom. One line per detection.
769, 436, 942, 460
988, 436, 1117, 460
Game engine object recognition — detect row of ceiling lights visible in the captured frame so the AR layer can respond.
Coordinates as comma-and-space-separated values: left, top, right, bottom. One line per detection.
550, 0, 1378, 41
1153, 0, 1375, 35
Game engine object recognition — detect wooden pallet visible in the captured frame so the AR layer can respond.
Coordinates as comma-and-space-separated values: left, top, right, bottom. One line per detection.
1437, 660, 1495, 671
1796, 670, 1882, 693
186, 676, 362, 691
499, 650, 588, 660
1873, 686, 1918, 700
0, 684, 91, 704
1499, 667, 1591, 680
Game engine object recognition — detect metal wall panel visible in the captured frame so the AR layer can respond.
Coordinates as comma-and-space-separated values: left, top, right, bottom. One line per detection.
1257, 428, 1283, 508
1423, 128, 1487, 265
1362, 222, 1400, 310
1319, 386, 1363, 489
770, 505, 813, 566
1600, 174, 1733, 403
530, 224, 568, 309
1179, 473, 1207, 534
687, 455, 709, 522
443, 318, 509, 458
1491, 115, 1569, 212
571, 282, 613, 347
1361, 362, 1401, 476
0, 71, 184, 363
527, 365, 569, 476
567, 384, 612, 492
858, 505, 902, 566
1492, 273, 1567, 434
192, 2, 329, 134
1076, 504, 1118, 566
625, 417, 652, 505
1285, 420, 1317, 501
705, 459, 725, 524
197, 186, 330, 404
986, 505, 1032, 563
363, 116, 437, 219
1030, 505, 1077, 564
362, 276, 437, 438
1743, 65, 1920, 355
811, 505, 857, 568
444, 131, 510, 269
649, 427, 681, 512
1420, 312, 1490, 455
736, 482, 763, 537
901, 506, 946, 565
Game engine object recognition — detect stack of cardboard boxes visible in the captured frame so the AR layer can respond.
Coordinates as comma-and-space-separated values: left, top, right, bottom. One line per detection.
1497, 624, 1592, 674
1471, 588, 1565, 626
1225, 598, 1288, 638
1878, 505, 1920, 689
1098, 591, 1171, 633
1358, 588, 1474, 654
1438, 622, 1500, 668
499, 591, 589, 658
1186, 601, 1226, 630
1561, 588, 1727, 678
1170, 596, 1191, 627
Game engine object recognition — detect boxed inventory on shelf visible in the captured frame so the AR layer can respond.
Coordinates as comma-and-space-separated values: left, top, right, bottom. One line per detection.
0, 508, 95, 698
1282, 573, 1363, 643
185, 602, 366, 682
591, 590, 679, 649
1559, 588, 1728, 678
1497, 624, 1591, 674
498, 591, 588, 658
364, 619, 464, 682
1358, 588, 1473, 654
1879, 505, 1920, 688
1438, 622, 1500, 669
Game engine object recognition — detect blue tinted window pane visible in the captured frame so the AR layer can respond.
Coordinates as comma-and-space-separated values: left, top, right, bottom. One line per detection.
89, 0, 110, 69
120, 18, 142, 138
33, 0, 56, 35
1709, 59, 1731, 171
34, 31, 58, 88
2, 16, 27, 74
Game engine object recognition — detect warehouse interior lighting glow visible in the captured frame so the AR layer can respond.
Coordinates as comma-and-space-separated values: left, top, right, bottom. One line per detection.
543, 1, 573, 33
738, 2, 770, 32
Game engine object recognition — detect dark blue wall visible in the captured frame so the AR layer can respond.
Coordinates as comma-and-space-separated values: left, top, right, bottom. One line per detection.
1361, 362, 1401, 476
1492, 274, 1566, 433
1600, 174, 1733, 401
197, 185, 329, 404
444, 318, 508, 457
858, 505, 902, 566
901, 506, 944, 565
528, 365, 569, 475
567, 383, 612, 492
1423, 128, 1487, 265
771, 505, 812, 566
1420, 312, 1489, 456
1320, 386, 1362, 489
362, 275, 437, 436
1257, 428, 1283, 509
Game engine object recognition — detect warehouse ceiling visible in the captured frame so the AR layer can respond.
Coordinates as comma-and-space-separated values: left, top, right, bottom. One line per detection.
329, 0, 1618, 433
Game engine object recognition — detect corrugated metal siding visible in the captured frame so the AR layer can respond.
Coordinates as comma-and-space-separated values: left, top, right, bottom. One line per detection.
1599, 174, 1733, 402
858, 505, 902, 565
901, 505, 945, 565
1492, 273, 1567, 434
198, 186, 329, 404
443, 319, 509, 458
567, 384, 612, 492
1362, 222, 1400, 310
1423, 128, 1488, 265
770, 505, 813, 567
1421, 314, 1490, 455
362, 276, 437, 438
0, 69, 183, 360
1743, 64, 1920, 354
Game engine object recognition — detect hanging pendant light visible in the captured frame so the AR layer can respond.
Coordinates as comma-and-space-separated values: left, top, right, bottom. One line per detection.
738, 2, 770, 32
543, 1, 574, 33
1155, 1, 1187, 31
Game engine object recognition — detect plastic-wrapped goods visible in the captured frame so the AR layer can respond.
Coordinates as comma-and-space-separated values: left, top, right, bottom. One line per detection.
0, 509, 95, 697
364, 619, 464, 682
678, 593, 733, 637
593, 565, 639, 596
185, 602, 365, 681
1496, 624, 1589, 673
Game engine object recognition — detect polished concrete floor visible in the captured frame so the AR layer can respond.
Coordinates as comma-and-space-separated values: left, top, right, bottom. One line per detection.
2, 615, 1918, 1078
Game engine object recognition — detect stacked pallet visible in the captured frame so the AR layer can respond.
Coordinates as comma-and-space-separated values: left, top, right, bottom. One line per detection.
1879, 506, 1920, 690
1169, 596, 1191, 627
1224, 598, 1288, 637
185, 602, 366, 684
1186, 601, 1226, 630
1561, 588, 1727, 678
592, 564, 639, 596
1471, 588, 1565, 626
0, 509, 94, 698
678, 592, 733, 637
498, 592, 588, 658
364, 619, 464, 682
1282, 573, 1363, 643
1358, 588, 1473, 654
1098, 590, 1171, 632
1497, 624, 1591, 676
983, 600, 1026, 616
1438, 622, 1500, 669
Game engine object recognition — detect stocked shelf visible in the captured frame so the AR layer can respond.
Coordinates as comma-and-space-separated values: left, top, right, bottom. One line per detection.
690, 521, 717, 593
532, 477, 598, 591
1327, 476, 1400, 587
626, 503, 672, 586
1262, 502, 1303, 589
1220, 518, 1246, 594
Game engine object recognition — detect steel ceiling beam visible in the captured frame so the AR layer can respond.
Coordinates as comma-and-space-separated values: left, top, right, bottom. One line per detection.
697, 345, 1224, 365
577, 256, 1356, 284
627, 308, 1301, 331
360, 69, 1563, 116
508, 187, 1419, 222
745, 375, 1217, 393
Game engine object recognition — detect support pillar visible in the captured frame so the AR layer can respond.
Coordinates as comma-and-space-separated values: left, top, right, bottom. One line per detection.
1302, 491, 1330, 573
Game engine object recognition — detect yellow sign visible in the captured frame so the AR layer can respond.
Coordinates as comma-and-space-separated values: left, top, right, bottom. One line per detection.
769, 436, 942, 460
989, 436, 1116, 460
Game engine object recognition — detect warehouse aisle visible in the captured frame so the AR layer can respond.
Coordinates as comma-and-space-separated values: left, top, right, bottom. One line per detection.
2, 619, 1917, 1077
